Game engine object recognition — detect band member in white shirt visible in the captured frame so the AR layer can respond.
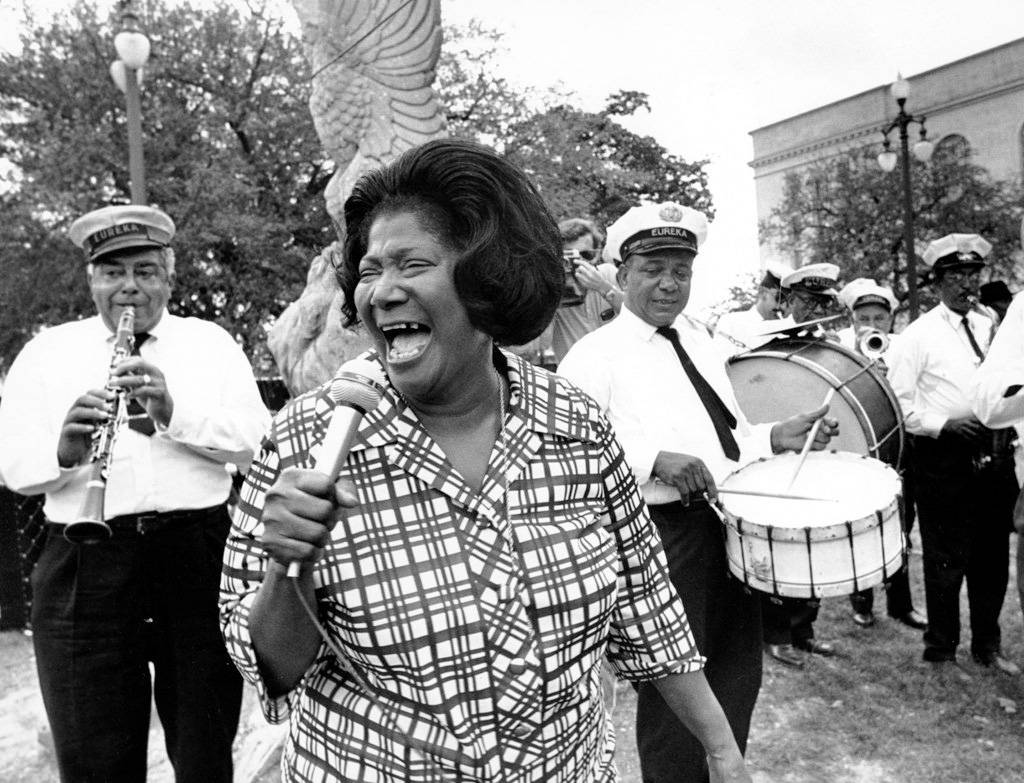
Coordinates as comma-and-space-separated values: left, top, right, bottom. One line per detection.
715, 260, 790, 351
835, 279, 928, 632
560, 202, 837, 782
887, 233, 1019, 674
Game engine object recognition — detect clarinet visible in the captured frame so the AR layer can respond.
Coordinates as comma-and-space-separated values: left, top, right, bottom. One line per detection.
64, 306, 136, 544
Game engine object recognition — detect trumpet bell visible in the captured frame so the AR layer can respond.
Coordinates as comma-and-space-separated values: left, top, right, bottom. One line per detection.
856, 329, 889, 360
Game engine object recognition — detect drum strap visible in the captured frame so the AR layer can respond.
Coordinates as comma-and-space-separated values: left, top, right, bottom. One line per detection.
657, 326, 740, 461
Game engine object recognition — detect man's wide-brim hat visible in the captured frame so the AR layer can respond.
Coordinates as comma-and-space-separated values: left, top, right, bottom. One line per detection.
920, 233, 991, 271
69, 205, 175, 263
838, 277, 898, 312
781, 263, 840, 296
604, 202, 708, 264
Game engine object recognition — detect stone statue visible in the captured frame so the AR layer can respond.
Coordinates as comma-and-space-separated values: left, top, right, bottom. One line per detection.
268, 0, 447, 393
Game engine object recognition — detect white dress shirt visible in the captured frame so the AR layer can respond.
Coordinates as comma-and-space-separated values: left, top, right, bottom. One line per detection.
559, 306, 774, 504
886, 302, 994, 438
714, 306, 778, 355
0, 312, 271, 523
971, 293, 1024, 428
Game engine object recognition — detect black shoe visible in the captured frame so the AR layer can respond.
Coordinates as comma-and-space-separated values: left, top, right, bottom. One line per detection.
926, 659, 973, 682
890, 610, 928, 630
765, 643, 805, 668
794, 638, 837, 657
972, 652, 1021, 675
852, 611, 876, 628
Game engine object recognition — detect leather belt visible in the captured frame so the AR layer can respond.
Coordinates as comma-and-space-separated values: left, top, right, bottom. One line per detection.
50, 505, 222, 536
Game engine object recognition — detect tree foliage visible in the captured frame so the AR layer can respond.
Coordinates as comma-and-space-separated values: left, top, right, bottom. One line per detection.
437, 25, 713, 227
0, 8, 712, 373
0, 0, 331, 374
759, 146, 1024, 314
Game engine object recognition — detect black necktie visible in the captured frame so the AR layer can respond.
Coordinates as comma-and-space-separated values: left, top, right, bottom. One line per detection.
127, 332, 155, 436
656, 326, 741, 461
961, 317, 985, 362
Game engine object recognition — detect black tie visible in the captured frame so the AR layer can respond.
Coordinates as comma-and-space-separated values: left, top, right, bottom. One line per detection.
656, 326, 741, 461
127, 332, 155, 436
961, 317, 985, 362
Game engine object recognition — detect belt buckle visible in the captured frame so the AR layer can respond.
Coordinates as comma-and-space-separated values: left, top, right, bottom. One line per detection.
135, 513, 160, 534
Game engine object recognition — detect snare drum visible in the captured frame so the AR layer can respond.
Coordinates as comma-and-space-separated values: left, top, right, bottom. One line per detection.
718, 451, 905, 598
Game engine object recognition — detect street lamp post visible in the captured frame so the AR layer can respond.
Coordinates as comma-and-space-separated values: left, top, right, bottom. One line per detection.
110, 0, 151, 205
877, 75, 934, 321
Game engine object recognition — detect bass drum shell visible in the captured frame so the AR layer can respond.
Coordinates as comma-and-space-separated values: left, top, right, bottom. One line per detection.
726, 337, 904, 468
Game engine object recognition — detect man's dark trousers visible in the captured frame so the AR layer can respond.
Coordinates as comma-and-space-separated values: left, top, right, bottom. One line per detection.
636, 500, 762, 783
31, 505, 241, 783
913, 433, 1017, 661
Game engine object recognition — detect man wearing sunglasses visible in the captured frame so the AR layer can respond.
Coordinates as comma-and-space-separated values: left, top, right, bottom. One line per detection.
779, 263, 842, 326
551, 218, 623, 362
508, 218, 622, 368
760, 262, 843, 668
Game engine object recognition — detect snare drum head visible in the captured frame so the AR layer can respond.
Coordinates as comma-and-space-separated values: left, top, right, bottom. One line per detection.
719, 451, 901, 526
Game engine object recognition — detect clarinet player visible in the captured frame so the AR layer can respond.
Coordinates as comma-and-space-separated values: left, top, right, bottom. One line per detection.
0, 205, 269, 782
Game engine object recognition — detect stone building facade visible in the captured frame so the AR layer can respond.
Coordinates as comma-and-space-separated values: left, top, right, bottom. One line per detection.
749, 37, 1024, 263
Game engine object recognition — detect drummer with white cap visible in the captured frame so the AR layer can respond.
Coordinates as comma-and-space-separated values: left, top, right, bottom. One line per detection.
757, 263, 846, 666
777, 263, 841, 330
887, 232, 1019, 674
560, 202, 839, 782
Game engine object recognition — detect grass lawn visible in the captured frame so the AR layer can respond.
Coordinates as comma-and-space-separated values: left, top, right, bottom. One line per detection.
3, 539, 1023, 781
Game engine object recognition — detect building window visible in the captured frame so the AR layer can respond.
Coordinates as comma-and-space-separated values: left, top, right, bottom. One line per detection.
933, 134, 971, 164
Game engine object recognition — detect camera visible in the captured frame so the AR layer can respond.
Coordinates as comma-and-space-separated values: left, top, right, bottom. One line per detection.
560, 250, 588, 307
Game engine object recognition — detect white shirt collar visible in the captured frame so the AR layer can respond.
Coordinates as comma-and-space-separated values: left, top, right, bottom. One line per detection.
618, 304, 668, 343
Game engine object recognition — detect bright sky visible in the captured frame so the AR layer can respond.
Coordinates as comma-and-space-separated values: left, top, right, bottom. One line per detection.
4, 0, 1023, 312
443, 0, 1024, 312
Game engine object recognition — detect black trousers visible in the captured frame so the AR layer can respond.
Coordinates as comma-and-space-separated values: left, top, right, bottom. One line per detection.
636, 501, 762, 783
31, 505, 241, 783
912, 434, 1017, 661
760, 594, 819, 646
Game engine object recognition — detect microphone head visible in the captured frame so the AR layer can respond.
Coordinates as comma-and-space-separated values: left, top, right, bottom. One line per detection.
327, 357, 388, 412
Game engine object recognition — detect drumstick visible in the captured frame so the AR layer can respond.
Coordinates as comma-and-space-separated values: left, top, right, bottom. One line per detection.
786, 387, 836, 491
716, 487, 838, 503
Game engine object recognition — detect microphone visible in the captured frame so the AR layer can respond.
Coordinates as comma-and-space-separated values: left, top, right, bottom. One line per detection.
286, 357, 388, 578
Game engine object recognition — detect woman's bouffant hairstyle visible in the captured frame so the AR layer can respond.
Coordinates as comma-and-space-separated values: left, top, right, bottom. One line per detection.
338, 138, 563, 346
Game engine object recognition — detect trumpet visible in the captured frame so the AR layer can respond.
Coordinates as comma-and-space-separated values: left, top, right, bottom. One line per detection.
65, 306, 136, 544
855, 328, 889, 361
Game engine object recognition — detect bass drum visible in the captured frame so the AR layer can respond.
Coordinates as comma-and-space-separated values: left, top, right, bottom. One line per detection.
726, 337, 904, 467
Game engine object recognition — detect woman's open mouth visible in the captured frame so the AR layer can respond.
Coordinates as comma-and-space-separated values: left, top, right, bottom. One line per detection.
379, 322, 432, 364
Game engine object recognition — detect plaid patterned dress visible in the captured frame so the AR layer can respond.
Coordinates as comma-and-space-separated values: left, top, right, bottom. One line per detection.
220, 351, 703, 782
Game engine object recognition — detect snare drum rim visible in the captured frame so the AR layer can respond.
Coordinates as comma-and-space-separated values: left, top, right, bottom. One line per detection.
717, 452, 903, 542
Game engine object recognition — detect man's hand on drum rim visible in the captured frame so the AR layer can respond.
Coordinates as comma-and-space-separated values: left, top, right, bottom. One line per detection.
770, 404, 840, 454
653, 451, 718, 505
